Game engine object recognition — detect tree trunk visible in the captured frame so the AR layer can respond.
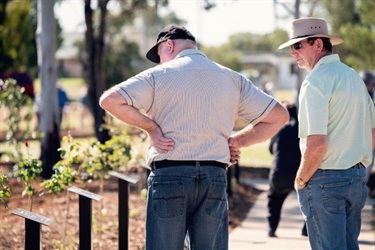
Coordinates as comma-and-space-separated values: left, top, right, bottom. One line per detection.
0, 0, 10, 73
36, 0, 60, 179
293, 0, 304, 109
84, 0, 110, 143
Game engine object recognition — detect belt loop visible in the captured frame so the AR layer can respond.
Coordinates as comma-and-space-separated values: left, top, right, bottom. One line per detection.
195, 161, 200, 166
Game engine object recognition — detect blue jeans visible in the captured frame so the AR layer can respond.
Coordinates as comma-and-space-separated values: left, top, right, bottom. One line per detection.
145, 165, 228, 250
296, 164, 367, 250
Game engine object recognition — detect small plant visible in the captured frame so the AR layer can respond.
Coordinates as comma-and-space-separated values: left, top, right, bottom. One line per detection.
0, 170, 11, 209
40, 133, 80, 194
80, 130, 132, 180
0, 79, 39, 163
15, 141, 43, 211
40, 133, 81, 248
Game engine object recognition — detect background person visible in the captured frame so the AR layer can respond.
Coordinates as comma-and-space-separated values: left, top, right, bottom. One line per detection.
359, 70, 375, 198
278, 17, 375, 250
100, 25, 288, 250
267, 102, 307, 237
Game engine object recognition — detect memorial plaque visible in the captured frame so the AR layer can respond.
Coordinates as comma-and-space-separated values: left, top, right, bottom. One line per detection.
68, 186, 102, 201
12, 208, 54, 226
109, 171, 139, 184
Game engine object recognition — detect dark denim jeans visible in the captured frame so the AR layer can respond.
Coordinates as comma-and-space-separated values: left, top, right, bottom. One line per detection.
297, 164, 367, 250
145, 165, 228, 250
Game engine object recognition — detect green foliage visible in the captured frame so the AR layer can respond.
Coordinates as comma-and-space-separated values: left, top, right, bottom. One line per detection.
339, 24, 375, 70
227, 29, 289, 53
202, 43, 242, 71
40, 134, 80, 194
129, 208, 139, 218
140, 188, 148, 201
104, 39, 144, 87
0, 170, 11, 209
320, 0, 375, 70
321, 0, 358, 32
0, 0, 62, 75
203, 29, 289, 71
0, 0, 37, 74
358, 0, 375, 27
17, 157, 42, 196
80, 130, 133, 179
0, 78, 37, 161
15, 141, 42, 210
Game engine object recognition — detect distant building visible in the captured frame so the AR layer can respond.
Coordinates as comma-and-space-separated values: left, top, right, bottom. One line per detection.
56, 32, 84, 78
241, 52, 307, 90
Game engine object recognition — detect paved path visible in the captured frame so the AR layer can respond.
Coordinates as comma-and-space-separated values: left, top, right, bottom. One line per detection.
229, 178, 375, 250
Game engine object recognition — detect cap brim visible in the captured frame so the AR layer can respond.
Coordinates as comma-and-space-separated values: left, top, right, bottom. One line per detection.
146, 43, 160, 63
278, 34, 344, 50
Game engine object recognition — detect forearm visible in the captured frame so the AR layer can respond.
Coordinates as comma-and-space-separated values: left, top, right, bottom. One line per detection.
231, 102, 289, 148
295, 135, 327, 188
99, 90, 158, 134
232, 123, 278, 148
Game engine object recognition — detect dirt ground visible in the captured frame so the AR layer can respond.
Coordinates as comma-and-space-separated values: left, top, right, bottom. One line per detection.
0, 169, 261, 250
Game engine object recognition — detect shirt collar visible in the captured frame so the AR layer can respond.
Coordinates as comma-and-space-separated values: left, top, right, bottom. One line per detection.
313, 54, 340, 70
174, 49, 207, 60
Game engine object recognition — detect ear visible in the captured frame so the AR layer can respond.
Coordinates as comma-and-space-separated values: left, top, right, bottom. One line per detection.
166, 39, 174, 52
315, 38, 323, 51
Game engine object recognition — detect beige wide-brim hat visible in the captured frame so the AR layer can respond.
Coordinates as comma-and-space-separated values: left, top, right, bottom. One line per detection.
278, 17, 343, 50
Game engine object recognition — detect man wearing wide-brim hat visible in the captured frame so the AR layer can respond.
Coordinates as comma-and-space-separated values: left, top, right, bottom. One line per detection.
278, 17, 375, 250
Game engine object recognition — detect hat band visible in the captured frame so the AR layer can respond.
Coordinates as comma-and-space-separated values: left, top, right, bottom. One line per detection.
292, 34, 318, 39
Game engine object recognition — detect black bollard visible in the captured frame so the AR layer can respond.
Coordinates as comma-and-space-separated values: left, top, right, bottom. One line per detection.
12, 208, 54, 250
109, 171, 138, 250
68, 186, 102, 250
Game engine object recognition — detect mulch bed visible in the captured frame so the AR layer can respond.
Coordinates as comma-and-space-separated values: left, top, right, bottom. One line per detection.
0, 166, 265, 249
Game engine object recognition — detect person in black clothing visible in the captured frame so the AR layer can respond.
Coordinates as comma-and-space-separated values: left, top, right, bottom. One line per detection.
360, 71, 375, 198
267, 102, 307, 237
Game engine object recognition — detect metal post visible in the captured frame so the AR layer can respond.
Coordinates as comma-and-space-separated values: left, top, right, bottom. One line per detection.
79, 195, 92, 250
67, 186, 102, 250
12, 208, 53, 250
108, 171, 138, 250
25, 219, 41, 250
118, 179, 129, 250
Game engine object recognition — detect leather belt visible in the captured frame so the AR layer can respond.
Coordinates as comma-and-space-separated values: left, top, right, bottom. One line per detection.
151, 160, 228, 170
350, 163, 364, 169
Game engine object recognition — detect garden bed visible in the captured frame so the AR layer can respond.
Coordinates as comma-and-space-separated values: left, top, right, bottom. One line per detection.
0, 170, 261, 250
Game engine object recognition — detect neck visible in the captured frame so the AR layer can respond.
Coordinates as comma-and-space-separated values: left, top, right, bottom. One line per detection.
310, 50, 331, 70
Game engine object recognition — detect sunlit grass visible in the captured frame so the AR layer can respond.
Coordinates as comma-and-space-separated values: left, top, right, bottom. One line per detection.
34, 78, 86, 101
274, 89, 297, 104
238, 140, 272, 168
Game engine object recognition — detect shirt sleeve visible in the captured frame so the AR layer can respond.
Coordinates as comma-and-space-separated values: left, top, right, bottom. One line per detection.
113, 71, 154, 112
299, 80, 329, 138
237, 76, 276, 125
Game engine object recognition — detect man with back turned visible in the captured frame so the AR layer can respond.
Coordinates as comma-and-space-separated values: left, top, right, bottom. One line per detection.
100, 25, 288, 249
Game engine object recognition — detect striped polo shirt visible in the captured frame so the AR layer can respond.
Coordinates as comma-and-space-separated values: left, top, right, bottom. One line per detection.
115, 49, 276, 166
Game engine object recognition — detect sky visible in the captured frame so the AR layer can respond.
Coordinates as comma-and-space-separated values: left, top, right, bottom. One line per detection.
55, 0, 292, 47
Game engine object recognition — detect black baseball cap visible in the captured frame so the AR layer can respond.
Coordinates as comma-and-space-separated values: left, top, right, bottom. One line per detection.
146, 25, 196, 63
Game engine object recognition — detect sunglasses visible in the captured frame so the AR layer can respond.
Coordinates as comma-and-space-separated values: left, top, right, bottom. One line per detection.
291, 39, 316, 50
291, 42, 305, 50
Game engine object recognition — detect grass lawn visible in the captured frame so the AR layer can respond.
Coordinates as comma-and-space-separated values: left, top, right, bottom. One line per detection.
34, 78, 86, 101
239, 140, 272, 168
